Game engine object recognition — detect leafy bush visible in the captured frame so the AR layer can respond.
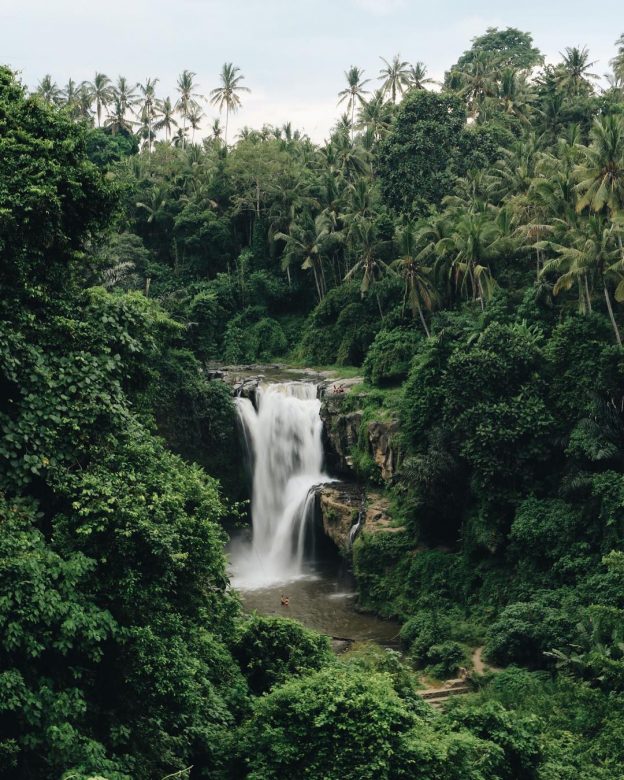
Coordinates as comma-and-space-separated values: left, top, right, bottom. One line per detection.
232, 614, 332, 695
363, 327, 421, 386
233, 665, 505, 780
485, 598, 576, 668
426, 641, 467, 678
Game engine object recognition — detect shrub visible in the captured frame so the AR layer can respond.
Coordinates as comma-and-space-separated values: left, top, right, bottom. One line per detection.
363, 327, 421, 386
426, 641, 467, 678
485, 598, 576, 668
232, 614, 332, 695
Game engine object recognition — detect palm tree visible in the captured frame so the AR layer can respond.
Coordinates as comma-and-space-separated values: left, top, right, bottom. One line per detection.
344, 218, 393, 316
210, 63, 250, 145
498, 68, 533, 124
186, 105, 204, 144
105, 98, 136, 135
337, 66, 370, 141
276, 213, 333, 302
576, 115, 624, 216
154, 97, 178, 141
408, 62, 435, 90
176, 70, 202, 146
114, 76, 139, 116
540, 216, 624, 345
36, 75, 61, 105
435, 212, 502, 308
60, 78, 81, 118
357, 89, 392, 141
85, 72, 114, 127
378, 55, 411, 103
611, 34, 624, 83
458, 52, 499, 117
138, 78, 159, 151
392, 221, 437, 336
558, 46, 599, 96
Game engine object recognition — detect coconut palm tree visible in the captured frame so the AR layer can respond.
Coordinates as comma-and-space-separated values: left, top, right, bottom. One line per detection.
138, 78, 159, 151
378, 54, 411, 103
611, 34, 624, 83
558, 46, 599, 96
458, 52, 499, 117
357, 89, 392, 141
60, 78, 79, 115
392, 221, 437, 336
114, 76, 139, 116
186, 105, 204, 144
154, 97, 178, 141
408, 62, 435, 90
337, 66, 370, 141
36, 75, 61, 105
105, 98, 136, 135
344, 218, 394, 316
540, 216, 624, 344
275, 213, 333, 302
176, 70, 202, 146
576, 115, 624, 216
435, 212, 502, 308
210, 63, 250, 145
85, 72, 114, 127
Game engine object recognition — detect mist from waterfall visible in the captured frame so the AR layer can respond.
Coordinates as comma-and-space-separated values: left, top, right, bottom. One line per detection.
229, 381, 331, 588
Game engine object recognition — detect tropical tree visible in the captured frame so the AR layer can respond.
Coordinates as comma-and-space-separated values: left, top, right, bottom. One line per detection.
540, 216, 624, 344
408, 62, 435, 90
85, 71, 114, 127
60, 77, 81, 118
378, 54, 411, 103
357, 89, 392, 140
457, 51, 499, 117
114, 76, 139, 116
576, 115, 624, 216
105, 98, 136, 135
36, 74, 61, 105
176, 69, 202, 146
276, 213, 334, 301
337, 66, 370, 140
187, 105, 204, 144
611, 34, 624, 83
344, 218, 393, 316
210, 62, 250, 145
154, 96, 178, 141
435, 212, 502, 307
392, 220, 436, 336
137, 77, 159, 152
558, 46, 599, 96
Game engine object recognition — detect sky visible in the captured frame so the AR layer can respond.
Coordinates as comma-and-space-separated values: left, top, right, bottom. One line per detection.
1, 0, 622, 142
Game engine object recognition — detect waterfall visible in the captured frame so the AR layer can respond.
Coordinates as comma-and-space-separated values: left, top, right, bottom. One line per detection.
230, 381, 331, 588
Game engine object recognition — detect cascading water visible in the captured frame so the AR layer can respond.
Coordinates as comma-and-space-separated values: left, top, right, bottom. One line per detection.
229, 381, 331, 587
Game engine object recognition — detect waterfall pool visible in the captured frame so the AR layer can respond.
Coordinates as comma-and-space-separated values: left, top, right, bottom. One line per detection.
229, 537, 401, 648
227, 376, 400, 649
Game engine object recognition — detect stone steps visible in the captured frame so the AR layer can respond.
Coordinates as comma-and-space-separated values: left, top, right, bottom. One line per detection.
418, 679, 471, 709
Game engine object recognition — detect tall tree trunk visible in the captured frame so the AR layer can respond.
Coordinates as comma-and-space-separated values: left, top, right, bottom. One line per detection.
416, 300, 430, 338
225, 105, 229, 146
375, 291, 385, 321
584, 274, 592, 313
604, 281, 622, 347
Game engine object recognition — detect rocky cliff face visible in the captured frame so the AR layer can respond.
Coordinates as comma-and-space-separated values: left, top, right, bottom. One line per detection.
316, 483, 401, 554
320, 388, 401, 483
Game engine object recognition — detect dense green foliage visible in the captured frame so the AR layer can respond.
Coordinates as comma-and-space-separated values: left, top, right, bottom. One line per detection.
3, 20, 624, 779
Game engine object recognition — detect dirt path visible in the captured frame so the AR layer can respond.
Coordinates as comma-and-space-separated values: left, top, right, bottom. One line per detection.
472, 645, 500, 674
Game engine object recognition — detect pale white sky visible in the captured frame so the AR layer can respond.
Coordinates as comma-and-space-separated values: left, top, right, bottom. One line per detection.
1, 0, 622, 141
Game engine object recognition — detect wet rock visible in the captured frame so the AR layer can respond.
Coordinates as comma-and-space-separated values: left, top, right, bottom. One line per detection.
367, 419, 400, 482
317, 483, 363, 554
316, 484, 402, 555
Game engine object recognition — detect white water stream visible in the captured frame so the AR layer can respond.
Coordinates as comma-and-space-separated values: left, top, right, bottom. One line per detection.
229, 381, 332, 588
